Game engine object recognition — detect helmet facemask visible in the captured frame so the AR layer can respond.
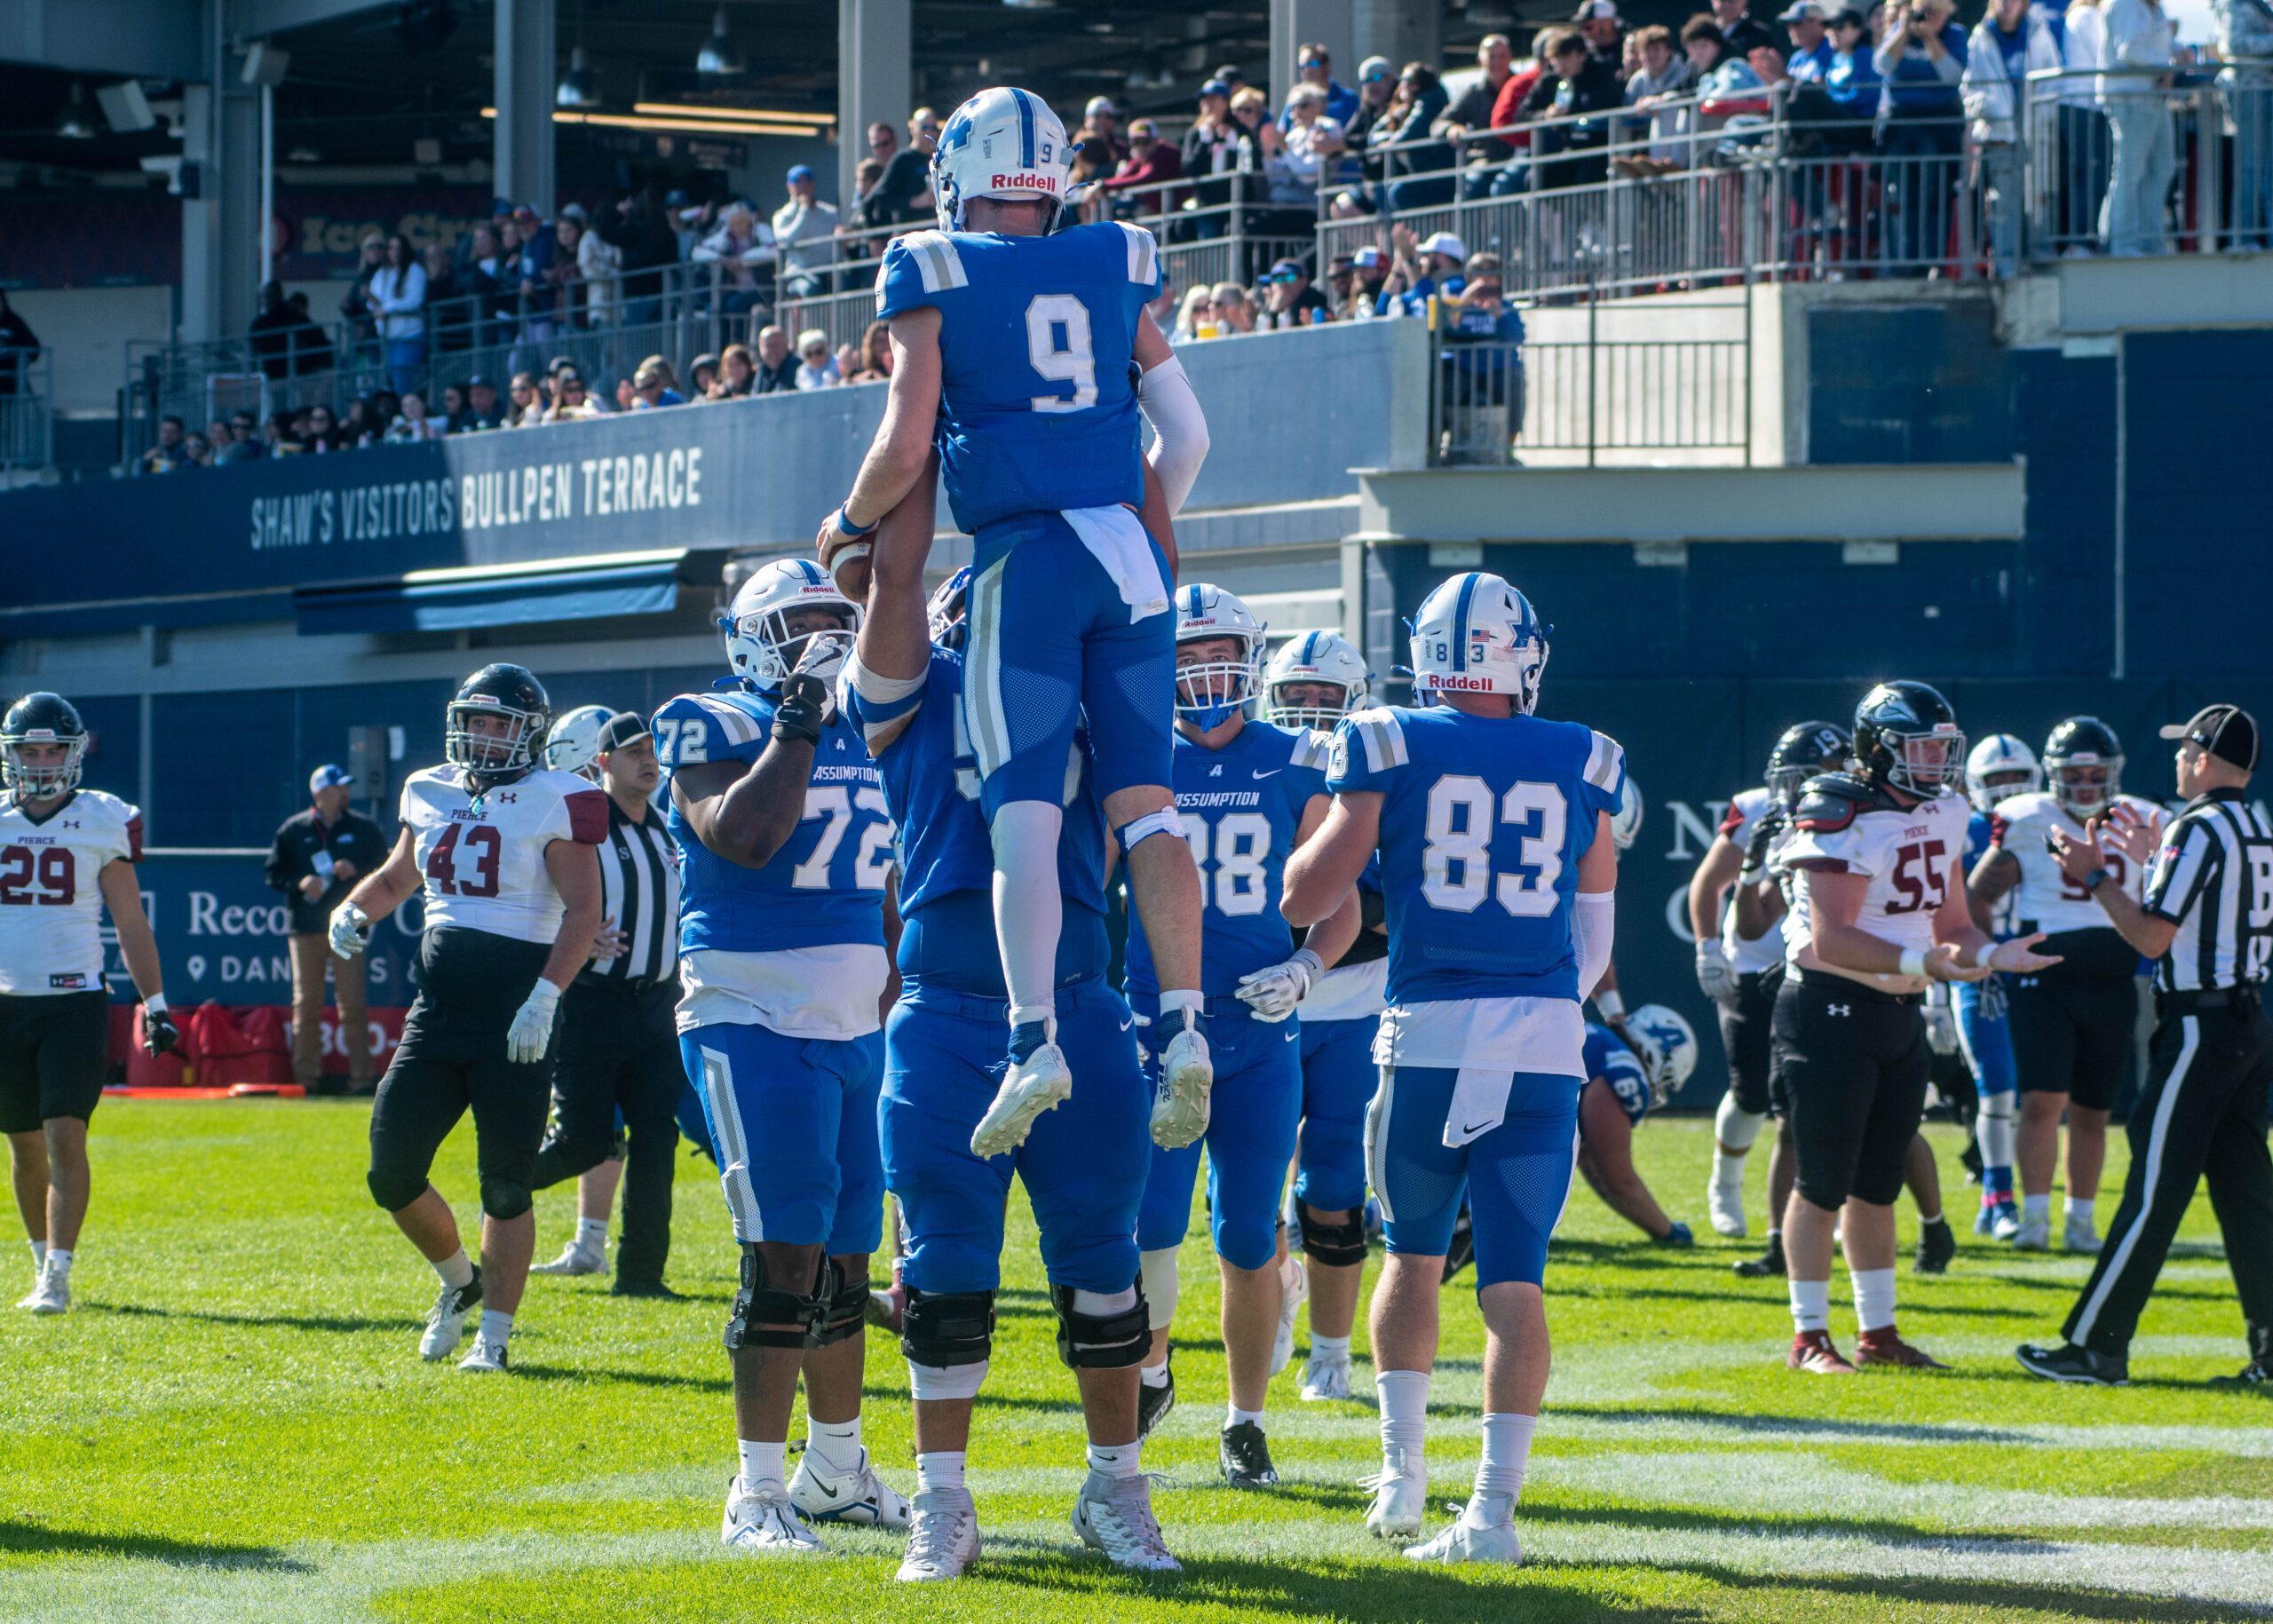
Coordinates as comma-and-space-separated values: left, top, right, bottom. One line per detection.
1884, 727, 1967, 796
1, 737, 85, 802
1265, 677, 1355, 732
1175, 632, 1262, 731
2050, 757, 2120, 821
446, 701, 544, 777
726, 599, 860, 690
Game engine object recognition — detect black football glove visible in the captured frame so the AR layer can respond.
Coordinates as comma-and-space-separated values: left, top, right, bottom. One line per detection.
771, 672, 829, 747
1739, 804, 1786, 879
142, 1004, 180, 1058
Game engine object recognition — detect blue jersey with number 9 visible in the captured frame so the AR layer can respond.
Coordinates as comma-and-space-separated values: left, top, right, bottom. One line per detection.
652, 683, 891, 955
875, 221, 1160, 534
1327, 706, 1625, 1005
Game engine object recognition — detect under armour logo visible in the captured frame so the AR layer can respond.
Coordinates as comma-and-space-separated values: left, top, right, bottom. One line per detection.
1828, 1003, 1851, 1017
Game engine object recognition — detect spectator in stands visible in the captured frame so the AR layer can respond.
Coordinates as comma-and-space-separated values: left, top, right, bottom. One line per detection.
1209, 281, 1258, 333
2099, 0, 2174, 255
1257, 258, 1332, 328
753, 326, 799, 392
419, 244, 476, 357
1081, 97, 1132, 172
1272, 85, 1347, 222
1283, 44, 1360, 129
688, 353, 722, 399
693, 203, 776, 319
546, 216, 590, 331
512, 203, 557, 282
135, 416, 190, 476
505, 371, 544, 427
464, 376, 505, 431
219, 408, 263, 462
631, 361, 687, 409
710, 343, 756, 399
1214, 65, 1250, 96
438, 384, 469, 433
1785, 0, 1838, 76
598, 191, 679, 328
181, 432, 212, 468
1580, 1, 1628, 61
1877, 0, 1969, 273
268, 764, 384, 1094
1184, 80, 1243, 234
772, 165, 839, 298
575, 206, 623, 326
459, 223, 509, 347
1528, 28, 1628, 193
268, 407, 312, 455
1341, 244, 1391, 316
305, 403, 342, 452
1098, 117, 1186, 215
206, 418, 234, 459
862, 107, 939, 227
1965, 0, 2063, 273
1172, 284, 1217, 340
1381, 226, 1469, 314
794, 329, 841, 390
1440, 261, 1528, 463
339, 231, 386, 361
1383, 62, 1456, 209
1715, 0, 1780, 55
2217, 0, 2273, 250
1228, 87, 1284, 224
0, 291, 38, 397
1623, 24, 1696, 170
544, 368, 601, 423
368, 233, 429, 395
1345, 57, 1400, 185
384, 389, 444, 444
1824, 6, 1887, 144
846, 321, 892, 383
249, 281, 314, 379
1437, 33, 1520, 194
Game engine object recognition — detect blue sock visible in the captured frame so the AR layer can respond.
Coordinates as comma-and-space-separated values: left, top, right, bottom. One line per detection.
1984, 1167, 2014, 1199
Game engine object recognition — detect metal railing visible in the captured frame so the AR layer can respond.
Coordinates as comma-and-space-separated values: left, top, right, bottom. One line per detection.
0, 348, 52, 476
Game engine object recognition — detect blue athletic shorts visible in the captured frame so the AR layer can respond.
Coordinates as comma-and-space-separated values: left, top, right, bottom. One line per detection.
881, 975, 1149, 1295
1367, 1066, 1580, 1289
962, 511, 1174, 816
1295, 1014, 1378, 1216
1952, 978, 2017, 1098
683, 1021, 885, 1256
1136, 999, 1303, 1271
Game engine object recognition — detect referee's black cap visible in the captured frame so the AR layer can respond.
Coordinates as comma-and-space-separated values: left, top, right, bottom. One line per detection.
598, 709, 653, 752
2161, 704, 2260, 772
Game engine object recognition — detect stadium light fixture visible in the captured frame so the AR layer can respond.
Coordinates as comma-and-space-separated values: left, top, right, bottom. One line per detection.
557, 46, 601, 111
696, 9, 744, 75
54, 84, 98, 141
481, 107, 812, 137
632, 103, 834, 126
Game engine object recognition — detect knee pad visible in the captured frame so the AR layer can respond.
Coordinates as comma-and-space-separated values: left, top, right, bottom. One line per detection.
365, 1168, 425, 1214
1115, 808, 1184, 853
479, 1177, 534, 1222
901, 1287, 995, 1369
1715, 1094, 1767, 1152
817, 1262, 869, 1346
1298, 1204, 1369, 1269
723, 1246, 829, 1352
1053, 1283, 1151, 1370
1139, 1247, 1179, 1330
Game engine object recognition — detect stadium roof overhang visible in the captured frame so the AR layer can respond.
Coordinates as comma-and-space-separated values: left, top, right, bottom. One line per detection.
289, 546, 729, 636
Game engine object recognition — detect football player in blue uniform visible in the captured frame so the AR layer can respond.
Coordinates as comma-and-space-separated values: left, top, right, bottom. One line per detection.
1574, 1010, 1698, 1245
843, 538, 1177, 1579
815, 85, 1215, 1166
1129, 587, 1358, 1491
1262, 630, 1382, 1404
654, 558, 909, 1555
1286, 573, 1625, 1565
1954, 733, 2039, 1239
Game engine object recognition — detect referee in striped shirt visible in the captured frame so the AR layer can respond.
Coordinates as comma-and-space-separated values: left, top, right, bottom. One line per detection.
2019, 704, 2273, 1390
529, 710, 689, 1297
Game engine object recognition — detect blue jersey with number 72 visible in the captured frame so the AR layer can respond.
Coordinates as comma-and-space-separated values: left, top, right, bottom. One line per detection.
1327, 707, 1625, 1006
875, 221, 1160, 534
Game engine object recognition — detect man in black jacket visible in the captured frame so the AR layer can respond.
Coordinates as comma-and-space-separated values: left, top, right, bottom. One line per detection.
265, 765, 388, 1093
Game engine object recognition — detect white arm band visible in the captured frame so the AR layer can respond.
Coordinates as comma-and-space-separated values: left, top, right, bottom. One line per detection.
1137, 353, 1208, 516
1572, 891, 1615, 1000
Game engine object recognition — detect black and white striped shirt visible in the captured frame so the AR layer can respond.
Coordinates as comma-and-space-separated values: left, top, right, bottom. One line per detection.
2141, 789, 2273, 993
588, 795, 682, 985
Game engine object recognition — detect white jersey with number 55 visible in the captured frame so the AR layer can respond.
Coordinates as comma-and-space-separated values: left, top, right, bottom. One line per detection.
1780, 778, 1968, 991
400, 764, 609, 945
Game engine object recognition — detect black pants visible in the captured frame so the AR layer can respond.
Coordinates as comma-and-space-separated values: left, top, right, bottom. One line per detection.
1773, 974, 1928, 1211
2010, 971, 2136, 1110
2063, 998, 2273, 1359
366, 1001, 551, 1220
532, 977, 685, 1287
1719, 967, 1780, 1116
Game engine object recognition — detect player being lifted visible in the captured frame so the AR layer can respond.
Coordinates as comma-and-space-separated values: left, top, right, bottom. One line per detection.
817, 86, 1213, 1161
1262, 631, 1383, 1404
1129, 588, 1358, 1490
1954, 732, 2040, 1239
1, 693, 176, 1315
843, 523, 1174, 1579
1286, 574, 1625, 1565
656, 559, 908, 1555
330, 665, 606, 1372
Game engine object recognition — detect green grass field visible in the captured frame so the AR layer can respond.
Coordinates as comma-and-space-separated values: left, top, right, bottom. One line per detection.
4, 1101, 2269, 1623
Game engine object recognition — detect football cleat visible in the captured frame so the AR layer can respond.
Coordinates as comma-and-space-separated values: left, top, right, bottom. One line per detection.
419, 1267, 482, 1361
1856, 1327, 1947, 1369
1991, 1203, 2024, 1242
896, 1488, 980, 1581
1441, 1207, 1476, 1283
1706, 1176, 1748, 1238
1219, 1421, 1279, 1490
1136, 1359, 1176, 1439
531, 1240, 606, 1277
1363, 1448, 1428, 1538
1150, 1010, 1213, 1149
1789, 1330, 1857, 1374
2008, 1213, 2052, 1251
20, 1267, 67, 1316
2065, 1214, 2103, 1254
1404, 1498, 1522, 1566
790, 1449, 912, 1529
2207, 1359, 2273, 1394
1735, 1234, 1786, 1279
722, 1475, 825, 1554
1913, 1216, 1956, 1275
1300, 1349, 1353, 1403
970, 1023, 1072, 1160
457, 1333, 511, 1374
2015, 1341, 2128, 1386
1269, 1254, 1308, 1377
1072, 1470, 1180, 1572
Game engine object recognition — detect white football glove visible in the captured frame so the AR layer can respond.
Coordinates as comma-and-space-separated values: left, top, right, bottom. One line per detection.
329, 902, 371, 961
795, 630, 854, 722
1234, 948, 1323, 1024
1695, 939, 1738, 1002
507, 978, 562, 1065
1922, 997, 1960, 1057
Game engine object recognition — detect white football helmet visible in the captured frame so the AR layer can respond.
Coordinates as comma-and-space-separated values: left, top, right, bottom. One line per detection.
931, 87, 1073, 231
1263, 630, 1372, 731
1964, 733, 2042, 813
721, 558, 860, 691
1612, 774, 1643, 851
1409, 572, 1548, 712
544, 704, 614, 782
1175, 583, 1267, 730
1622, 1003, 1699, 1109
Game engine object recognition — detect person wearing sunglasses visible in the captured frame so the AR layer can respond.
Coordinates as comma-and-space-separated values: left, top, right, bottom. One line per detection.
1256, 259, 1332, 329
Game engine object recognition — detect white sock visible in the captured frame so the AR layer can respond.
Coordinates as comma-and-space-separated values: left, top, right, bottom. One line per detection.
739, 1438, 786, 1491
1311, 1332, 1351, 1361
1087, 1439, 1143, 1478
1710, 1148, 1745, 1190
1788, 1278, 1830, 1334
1469, 1412, 1535, 1517
1159, 987, 1203, 1022
479, 1309, 513, 1346
46, 1248, 73, 1278
1225, 1403, 1263, 1429
2065, 1195, 2096, 1225
575, 1217, 608, 1249
1139, 1360, 1170, 1389
2023, 1192, 2051, 1222
434, 1248, 475, 1290
1851, 1266, 1897, 1333
807, 1415, 865, 1478
1376, 1368, 1430, 1463
915, 1451, 966, 1496
991, 802, 1065, 1024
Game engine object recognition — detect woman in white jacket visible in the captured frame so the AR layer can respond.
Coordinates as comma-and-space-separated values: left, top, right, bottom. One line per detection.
1963, 0, 2065, 271
2097, 0, 2176, 255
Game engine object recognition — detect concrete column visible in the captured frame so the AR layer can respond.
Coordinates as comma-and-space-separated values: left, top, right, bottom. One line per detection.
494, 0, 557, 214
1269, 0, 1353, 112
839, 0, 912, 211
1353, 0, 1440, 75
178, 75, 263, 345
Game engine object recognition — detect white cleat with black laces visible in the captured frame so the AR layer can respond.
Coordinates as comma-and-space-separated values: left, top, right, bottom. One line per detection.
1363, 1447, 1428, 1540
1404, 1495, 1524, 1566
1149, 1008, 1213, 1149
1072, 1470, 1180, 1572
970, 1020, 1072, 1160
418, 1268, 482, 1361
895, 1488, 980, 1581
531, 1239, 606, 1277
721, 1476, 825, 1555
790, 1449, 912, 1529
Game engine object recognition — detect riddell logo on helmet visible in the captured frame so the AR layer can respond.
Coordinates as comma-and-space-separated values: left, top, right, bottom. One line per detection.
990, 172, 1057, 192
1431, 673, 1498, 692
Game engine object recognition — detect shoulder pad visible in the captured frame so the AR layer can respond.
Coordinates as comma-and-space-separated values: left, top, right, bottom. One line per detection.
1112, 220, 1160, 286
1793, 772, 1893, 832
884, 230, 970, 296
1583, 729, 1624, 795
1338, 708, 1410, 775
1290, 728, 1333, 772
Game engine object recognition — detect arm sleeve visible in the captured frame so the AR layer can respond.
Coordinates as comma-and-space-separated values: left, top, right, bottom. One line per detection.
1572, 889, 1615, 999
840, 649, 934, 751
1138, 353, 1208, 516
2142, 817, 2211, 924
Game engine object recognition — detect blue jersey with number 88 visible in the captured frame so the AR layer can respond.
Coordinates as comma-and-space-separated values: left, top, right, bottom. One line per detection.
1327, 706, 1624, 1005
875, 221, 1160, 534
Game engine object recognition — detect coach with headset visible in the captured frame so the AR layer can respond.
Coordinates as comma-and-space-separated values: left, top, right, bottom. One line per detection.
2019, 704, 2273, 1390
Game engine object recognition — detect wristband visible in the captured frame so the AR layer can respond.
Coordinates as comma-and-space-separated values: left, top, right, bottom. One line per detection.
1288, 947, 1325, 980
1594, 988, 1626, 1020
1898, 947, 1928, 979
833, 504, 877, 538
142, 992, 168, 1016
2083, 867, 2111, 894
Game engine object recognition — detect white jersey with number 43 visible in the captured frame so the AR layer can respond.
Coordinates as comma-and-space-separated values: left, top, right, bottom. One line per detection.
0, 788, 140, 996
400, 764, 609, 946
1780, 785, 1968, 989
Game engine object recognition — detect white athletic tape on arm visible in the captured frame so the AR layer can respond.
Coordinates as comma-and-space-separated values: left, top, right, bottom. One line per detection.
1572, 890, 1615, 1000
844, 647, 927, 705
1119, 808, 1184, 852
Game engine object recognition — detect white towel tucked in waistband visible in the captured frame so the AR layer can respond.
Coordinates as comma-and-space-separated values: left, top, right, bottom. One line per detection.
1062, 504, 1168, 622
